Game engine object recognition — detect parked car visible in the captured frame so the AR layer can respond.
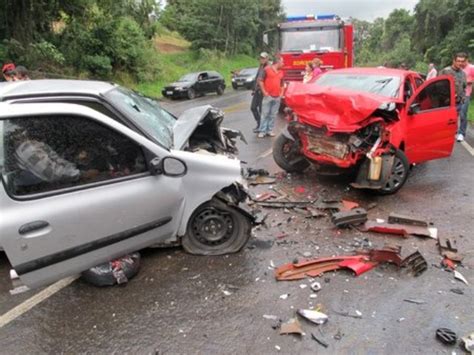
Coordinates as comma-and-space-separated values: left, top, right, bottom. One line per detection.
273, 67, 456, 194
0, 80, 253, 289
162, 71, 226, 100
231, 67, 258, 90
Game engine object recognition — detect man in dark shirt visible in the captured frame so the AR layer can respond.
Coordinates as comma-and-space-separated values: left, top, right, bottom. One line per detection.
250, 52, 269, 133
439, 52, 468, 142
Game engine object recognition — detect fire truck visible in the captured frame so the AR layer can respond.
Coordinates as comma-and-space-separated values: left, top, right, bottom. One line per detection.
264, 14, 354, 81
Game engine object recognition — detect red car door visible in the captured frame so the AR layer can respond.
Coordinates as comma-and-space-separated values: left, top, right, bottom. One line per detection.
404, 75, 457, 164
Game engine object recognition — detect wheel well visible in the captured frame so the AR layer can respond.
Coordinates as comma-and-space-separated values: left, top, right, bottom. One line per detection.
399, 141, 405, 151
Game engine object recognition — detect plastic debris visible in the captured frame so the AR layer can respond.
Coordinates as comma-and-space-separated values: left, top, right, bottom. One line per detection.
436, 328, 457, 345
450, 288, 464, 295
461, 332, 474, 353
311, 282, 322, 292
297, 309, 328, 325
454, 270, 469, 285
403, 299, 426, 304
311, 333, 329, 348
263, 314, 278, 320
81, 252, 140, 287
279, 294, 289, 300
280, 318, 303, 335
275, 345, 281, 351
299, 284, 308, 289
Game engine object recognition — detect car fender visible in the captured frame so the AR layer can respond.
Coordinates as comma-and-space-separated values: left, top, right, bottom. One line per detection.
169, 149, 244, 237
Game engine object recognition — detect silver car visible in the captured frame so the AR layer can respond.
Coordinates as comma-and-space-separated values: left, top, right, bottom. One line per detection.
0, 80, 254, 289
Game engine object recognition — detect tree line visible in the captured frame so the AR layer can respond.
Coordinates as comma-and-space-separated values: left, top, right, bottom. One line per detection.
354, 0, 474, 70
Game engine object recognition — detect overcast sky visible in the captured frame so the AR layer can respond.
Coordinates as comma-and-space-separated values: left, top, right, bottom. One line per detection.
281, 0, 419, 21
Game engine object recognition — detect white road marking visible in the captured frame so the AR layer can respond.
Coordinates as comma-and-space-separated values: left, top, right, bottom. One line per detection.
0, 276, 78, 328
461, 140, 474, 156
257, 148, 273, 159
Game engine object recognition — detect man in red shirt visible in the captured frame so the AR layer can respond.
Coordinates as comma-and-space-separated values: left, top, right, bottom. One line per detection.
257, 57, 284, 138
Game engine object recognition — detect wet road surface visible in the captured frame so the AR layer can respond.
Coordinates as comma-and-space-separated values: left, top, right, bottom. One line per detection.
1, 89, 473, 353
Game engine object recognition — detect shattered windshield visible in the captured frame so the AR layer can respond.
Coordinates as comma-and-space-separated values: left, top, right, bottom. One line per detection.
105, 87, 176, 149
314, 73, 402, 98
280, 28, 341, 52
178, 73, 197, 82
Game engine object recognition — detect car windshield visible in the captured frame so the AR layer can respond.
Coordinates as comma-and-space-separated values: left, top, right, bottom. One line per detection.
314, 73, 402, 98
105, 87, 176, 149
178, 73, 197, 82
280, 28, 341, 52
239, 68, 257, 76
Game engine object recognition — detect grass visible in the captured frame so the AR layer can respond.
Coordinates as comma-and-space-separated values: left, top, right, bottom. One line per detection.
136, 50, 257, 98
468, 97, 474, 122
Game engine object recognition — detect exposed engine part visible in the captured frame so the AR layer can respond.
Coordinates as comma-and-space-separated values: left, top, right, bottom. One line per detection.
401, 251, 428, 276
185, 108, 246, 156
331, 208, 368, 228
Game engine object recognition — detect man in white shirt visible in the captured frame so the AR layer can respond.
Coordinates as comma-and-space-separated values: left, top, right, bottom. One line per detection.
426, 63, 437, 80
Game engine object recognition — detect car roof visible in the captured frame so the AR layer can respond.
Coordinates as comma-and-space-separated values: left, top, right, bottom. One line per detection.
0, 79, 117, 101
0, 101, 111, 118
326, 67, 416, 77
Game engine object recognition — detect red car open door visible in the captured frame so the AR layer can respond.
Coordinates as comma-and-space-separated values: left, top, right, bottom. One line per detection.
404, 76, 457, 164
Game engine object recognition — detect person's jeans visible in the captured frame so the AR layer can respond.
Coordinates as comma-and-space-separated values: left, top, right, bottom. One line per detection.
250, 90, 263, 127
459, 98, 470, 136
259, 96, 280, 134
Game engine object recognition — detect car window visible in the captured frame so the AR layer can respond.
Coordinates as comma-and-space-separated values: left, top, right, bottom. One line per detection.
105, 87, 175, 149
412, 79, 451, 112
314, 73, 402, 98
0, 115, 147, 197
404, 79, 414, 101
178, 73, 197, 82
415, 78, 424, 88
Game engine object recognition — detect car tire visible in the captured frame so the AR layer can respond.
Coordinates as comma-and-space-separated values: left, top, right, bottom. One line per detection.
273, 133, 310, 173
182, 198, 251, 255
216, 85, 225, 96
187, 88, 196, 100
232, 84, 238, 90
377, 149, 410, 195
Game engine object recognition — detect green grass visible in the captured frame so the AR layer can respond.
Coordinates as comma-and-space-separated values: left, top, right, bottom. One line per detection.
136, 50, 257, 98
468, 97, 474, 122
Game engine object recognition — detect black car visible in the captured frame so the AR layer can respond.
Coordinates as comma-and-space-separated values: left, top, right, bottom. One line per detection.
162, 71, 226, 100
231, 67, 258, 90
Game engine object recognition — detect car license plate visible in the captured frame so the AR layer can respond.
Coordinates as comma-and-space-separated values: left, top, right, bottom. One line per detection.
166, 91, 173, 95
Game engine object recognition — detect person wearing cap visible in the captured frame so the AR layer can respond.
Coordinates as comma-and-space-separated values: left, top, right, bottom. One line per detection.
250, 52, 269, 132
2, 63, 16, 82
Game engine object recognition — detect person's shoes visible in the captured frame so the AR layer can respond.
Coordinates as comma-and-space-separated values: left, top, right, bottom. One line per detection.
257, 133, 265, 138
253, 127, 259, 133
267, 132, 276, 137
456, 134, 464, 142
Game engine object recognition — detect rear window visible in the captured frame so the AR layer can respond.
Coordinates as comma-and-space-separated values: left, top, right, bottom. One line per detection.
314, 73, 402, 98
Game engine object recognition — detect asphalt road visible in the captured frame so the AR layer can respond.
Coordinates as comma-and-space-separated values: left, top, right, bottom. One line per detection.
1, 89, 473, 354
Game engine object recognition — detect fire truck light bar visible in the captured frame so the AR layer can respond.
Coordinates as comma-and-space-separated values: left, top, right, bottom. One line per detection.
286, 14, 337, 22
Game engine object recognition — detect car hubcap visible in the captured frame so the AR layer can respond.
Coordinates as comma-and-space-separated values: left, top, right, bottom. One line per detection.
384, 157, 406, 191
192, 208, 234, 246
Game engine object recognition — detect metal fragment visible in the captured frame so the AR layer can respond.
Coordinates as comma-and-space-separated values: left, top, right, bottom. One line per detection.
454, 270, 469, 285
311, 333, 329, 348
403, 299, 426, 304
331, 208, 368, 227
297, 309, 328, 325
388, 213, 428, 227
280, 318, 303, 335
401, 251, 428, 276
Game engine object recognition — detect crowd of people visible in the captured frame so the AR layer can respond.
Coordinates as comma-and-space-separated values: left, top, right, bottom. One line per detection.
1, 62, 30, 82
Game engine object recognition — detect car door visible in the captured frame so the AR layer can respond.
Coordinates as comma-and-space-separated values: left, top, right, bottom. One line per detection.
0, 107, 185, 289
404, 76, 457, 163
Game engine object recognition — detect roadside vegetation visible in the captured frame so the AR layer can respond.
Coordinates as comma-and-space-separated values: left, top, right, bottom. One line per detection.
0, 0, 472, 119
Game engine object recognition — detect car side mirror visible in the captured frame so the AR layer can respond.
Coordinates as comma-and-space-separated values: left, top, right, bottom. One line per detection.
408, 102, 420, 115
149, 156, 187, 177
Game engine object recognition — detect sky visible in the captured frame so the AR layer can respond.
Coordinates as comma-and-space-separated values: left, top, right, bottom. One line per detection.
281, 0, 419, 21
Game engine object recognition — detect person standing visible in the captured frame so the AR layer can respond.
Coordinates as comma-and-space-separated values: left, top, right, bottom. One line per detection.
459, 57, 474, 142
250, 52, 269, 133
439, 52, 468, 142
1, 63, 16, 82
303, 62, 314, 83
311, 58, 323, 81
257, 56, 284, 138
426, 63, 437, 80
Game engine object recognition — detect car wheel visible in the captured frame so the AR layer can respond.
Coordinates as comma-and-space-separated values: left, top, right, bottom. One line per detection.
187, 88, 196, 100
232, 84, 238, 90
182, 198, 251, 255
273, 133, 310, 173
216, 85, 225, 95
377, 149, 410, 195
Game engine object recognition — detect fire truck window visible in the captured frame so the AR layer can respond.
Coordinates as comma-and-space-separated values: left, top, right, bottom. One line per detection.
412, 79, 451, 112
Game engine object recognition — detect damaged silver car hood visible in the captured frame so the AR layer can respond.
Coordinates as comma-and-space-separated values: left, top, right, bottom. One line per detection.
173, 105, 216, 150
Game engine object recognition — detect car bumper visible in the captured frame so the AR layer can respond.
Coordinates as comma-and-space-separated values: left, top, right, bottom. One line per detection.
162, 89, 187, 98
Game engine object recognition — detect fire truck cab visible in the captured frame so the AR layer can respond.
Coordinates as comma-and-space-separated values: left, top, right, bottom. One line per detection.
270, 15, 354, 82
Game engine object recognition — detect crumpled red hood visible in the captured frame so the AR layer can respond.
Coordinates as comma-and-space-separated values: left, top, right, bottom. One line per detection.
285, 82, 399, 132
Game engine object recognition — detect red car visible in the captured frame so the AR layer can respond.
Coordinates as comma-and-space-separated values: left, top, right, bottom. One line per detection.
273, 67, 457, 194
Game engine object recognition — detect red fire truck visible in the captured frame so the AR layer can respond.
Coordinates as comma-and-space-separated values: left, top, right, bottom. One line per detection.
265, 14, 354, 81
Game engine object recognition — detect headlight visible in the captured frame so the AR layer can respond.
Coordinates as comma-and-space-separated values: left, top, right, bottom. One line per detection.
232, 78, 236, 82
246, 77, 253, 82
378, 102, 396, 111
